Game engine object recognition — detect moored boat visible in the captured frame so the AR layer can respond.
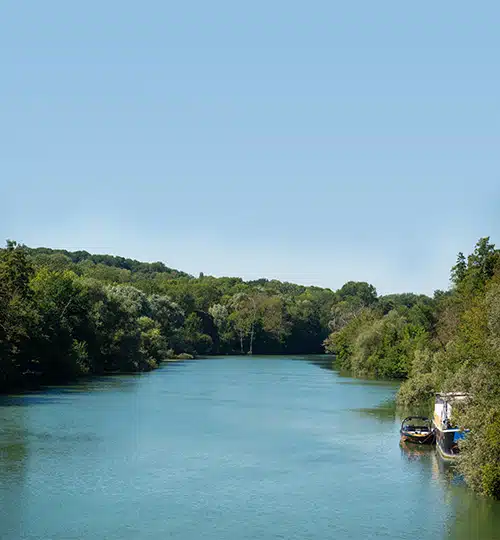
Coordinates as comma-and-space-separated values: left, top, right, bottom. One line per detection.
432, 392, 469, 459
400, 416, 435, 445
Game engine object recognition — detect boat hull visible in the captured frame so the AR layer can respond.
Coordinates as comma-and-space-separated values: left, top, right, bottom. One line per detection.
400, 431, 435, 445
434, 427, 460, 459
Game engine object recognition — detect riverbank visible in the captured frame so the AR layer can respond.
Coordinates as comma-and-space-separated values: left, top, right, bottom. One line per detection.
3, 238, 500, 498
324, 238, 500, 500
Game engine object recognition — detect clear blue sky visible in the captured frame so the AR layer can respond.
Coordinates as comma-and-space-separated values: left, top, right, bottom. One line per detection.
1, 1, 498, 295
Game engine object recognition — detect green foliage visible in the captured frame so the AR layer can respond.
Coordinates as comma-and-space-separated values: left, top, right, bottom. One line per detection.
71, 340, 91, 375
177, 312, 213, 355
149, 294, 184, 338
403, 238, 500, 498
451, 252, 467, 285
325, 286, 433, 379
138, 316, 168, 369
397, 372, 436, 408
335, 281, 378, 306
322, 237, 500, 499
5, 237, 500, 500
0, 242, 39, 390
325, 309, 376, 368
0, 243, 193, 388
26, 247, 189, 278
479, 416, 500, 498
176, 353, 195, 360
481, 463, 500, 499
0, 241, 340, 389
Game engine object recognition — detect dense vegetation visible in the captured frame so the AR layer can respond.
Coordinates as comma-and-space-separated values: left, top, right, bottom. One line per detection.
324, 237, 500, 499
2, 237, 500, 498
0, 241, 336, 392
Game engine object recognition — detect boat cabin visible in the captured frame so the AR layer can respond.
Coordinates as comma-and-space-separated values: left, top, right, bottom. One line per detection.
433, 392, 468, 430
433, 392, 469, 458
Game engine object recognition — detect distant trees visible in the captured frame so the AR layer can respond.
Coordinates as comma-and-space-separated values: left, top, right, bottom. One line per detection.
5, 246, 341, 361
324, 280, 437, 380
0, 241, 338, 391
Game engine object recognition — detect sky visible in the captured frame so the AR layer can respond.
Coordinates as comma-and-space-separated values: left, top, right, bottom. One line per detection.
1, 1, 498, 295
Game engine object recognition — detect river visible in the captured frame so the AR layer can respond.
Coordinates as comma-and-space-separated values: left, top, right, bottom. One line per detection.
1, 356, 500, 539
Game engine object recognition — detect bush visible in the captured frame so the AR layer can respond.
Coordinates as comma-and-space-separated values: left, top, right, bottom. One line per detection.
397, 373, 436, 407
176, 353, 194, 360
481, 464, 500, 498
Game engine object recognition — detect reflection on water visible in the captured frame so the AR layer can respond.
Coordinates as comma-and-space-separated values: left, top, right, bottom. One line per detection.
0, 394, 66, 407
400, 441, 436, 462
298, 354, 335, 371
1, 357, 500, 540
351, 398, 398, 423
400, 441, 457, 485
399, 437, 500, 540
0, 405, 28, 539
445, 490, 500, 540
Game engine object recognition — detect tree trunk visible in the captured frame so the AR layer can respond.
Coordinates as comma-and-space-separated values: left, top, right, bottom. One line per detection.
249, 324, 254, 355
249, 297, 257, 355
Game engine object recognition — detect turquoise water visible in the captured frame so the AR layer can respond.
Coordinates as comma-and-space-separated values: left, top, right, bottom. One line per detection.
1, 356, 500, 539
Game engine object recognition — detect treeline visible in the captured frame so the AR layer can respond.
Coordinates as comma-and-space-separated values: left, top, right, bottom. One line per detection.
25, 246, 191, 280
3, 238, 500, 498
0, 241, 338, 392
324, 237, 500, 499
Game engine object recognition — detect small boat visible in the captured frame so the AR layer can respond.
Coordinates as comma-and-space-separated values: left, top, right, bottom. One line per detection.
400, 416, 435, 445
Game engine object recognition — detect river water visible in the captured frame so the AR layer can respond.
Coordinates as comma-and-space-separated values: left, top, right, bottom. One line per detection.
1, 356, 500, 540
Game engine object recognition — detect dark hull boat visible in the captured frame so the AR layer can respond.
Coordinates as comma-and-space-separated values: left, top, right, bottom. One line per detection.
400, 416, 435, 445
435, 428, 462, 459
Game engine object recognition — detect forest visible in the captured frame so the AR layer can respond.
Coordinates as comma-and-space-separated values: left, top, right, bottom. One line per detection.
0, 241, 336, 391
1, 237, 500, 498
